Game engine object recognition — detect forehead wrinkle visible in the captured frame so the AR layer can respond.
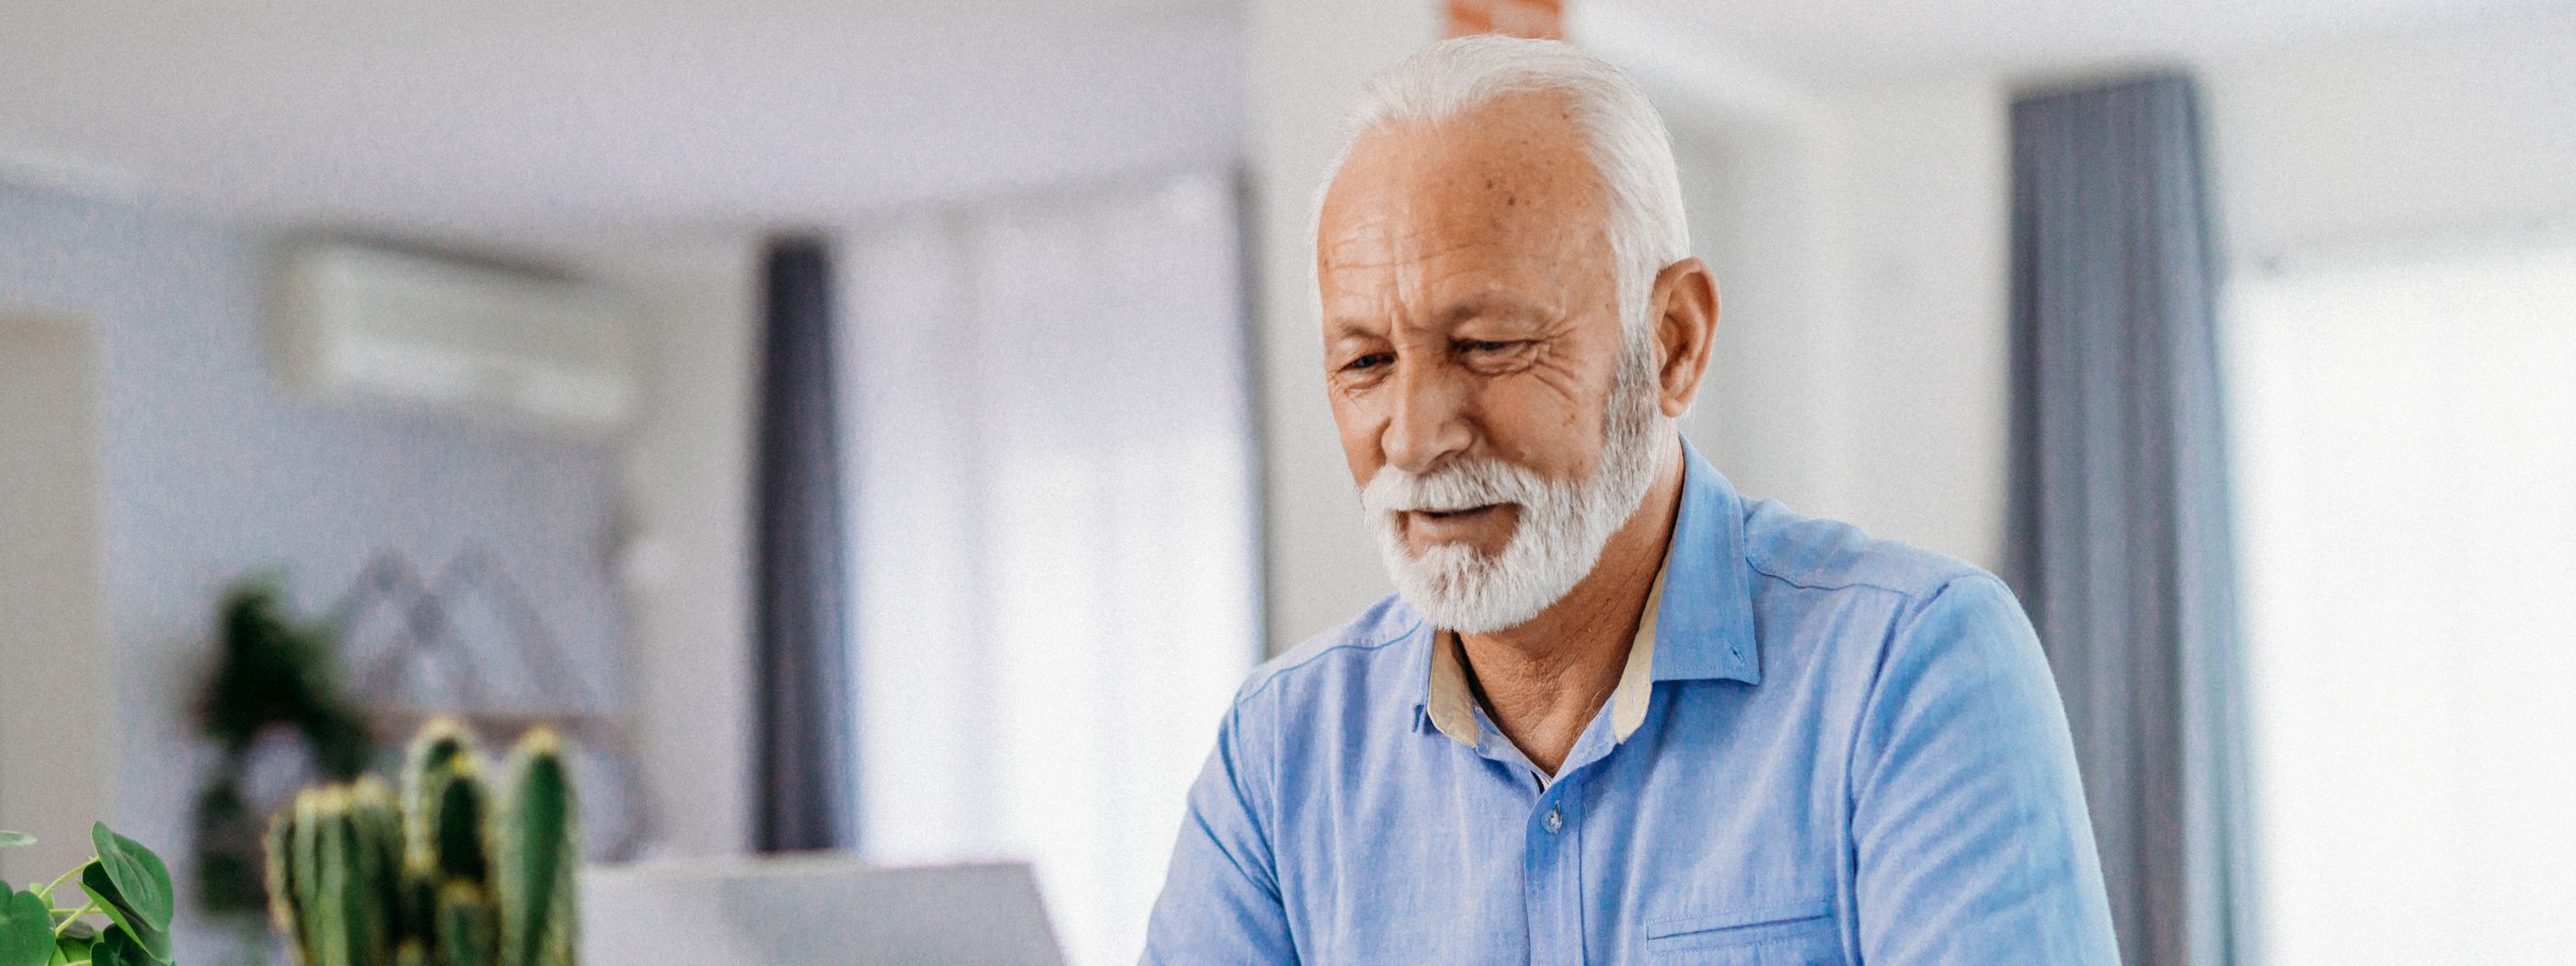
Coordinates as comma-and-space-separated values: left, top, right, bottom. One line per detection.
1320, 217, 1454, 334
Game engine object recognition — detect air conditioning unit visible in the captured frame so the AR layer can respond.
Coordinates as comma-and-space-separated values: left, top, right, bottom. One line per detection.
279, 244, 641, 437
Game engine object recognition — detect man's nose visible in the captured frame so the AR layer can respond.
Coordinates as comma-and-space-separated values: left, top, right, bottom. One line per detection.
1381, 362, 1472, 474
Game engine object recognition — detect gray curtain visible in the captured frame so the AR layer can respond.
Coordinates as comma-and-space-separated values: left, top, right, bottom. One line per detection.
753, 236, 857, 853
2007, 74, 2256, 966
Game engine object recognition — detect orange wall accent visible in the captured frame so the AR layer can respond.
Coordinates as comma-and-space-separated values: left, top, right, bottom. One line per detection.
1444, 0, 1564, 40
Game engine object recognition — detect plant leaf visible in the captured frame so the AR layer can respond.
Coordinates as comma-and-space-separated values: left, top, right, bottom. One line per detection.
87, 826, 172, 932
0, 834, 32, 853
2, 890, 55, 966
87, 925, 155, 966
77, 867, 171, 963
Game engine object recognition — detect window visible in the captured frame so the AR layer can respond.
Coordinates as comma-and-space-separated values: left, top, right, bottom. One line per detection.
2229, 236, 2576, 961
839, 174, 1262, 966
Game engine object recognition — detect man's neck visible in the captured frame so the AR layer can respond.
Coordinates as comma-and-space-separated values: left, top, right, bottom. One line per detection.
1456, 438, 1685, 775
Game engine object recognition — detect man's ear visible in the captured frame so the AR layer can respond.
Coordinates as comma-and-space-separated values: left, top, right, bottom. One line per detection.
1649, 257, 1719, 418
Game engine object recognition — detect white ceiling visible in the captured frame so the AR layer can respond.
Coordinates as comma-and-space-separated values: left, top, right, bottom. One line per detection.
0, 2, 1245, 237
1598, 0, 2570, 85
0, 0, 2559, 238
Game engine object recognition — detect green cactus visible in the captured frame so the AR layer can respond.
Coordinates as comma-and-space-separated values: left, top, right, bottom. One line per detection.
403, 719, 477, 869
492, 730, 578, 966
433, 881, 499, 966
268, 780, 405, 966
267, 719, 580, 966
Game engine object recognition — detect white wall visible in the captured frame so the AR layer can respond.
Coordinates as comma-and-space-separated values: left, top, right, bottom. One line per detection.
1595, 15, 2017, 570
580, 239, 764, 859
1806, 78, 2014, 569
1623, 36, 1856, 534
1653, 70, 2014, 572
1569, 7, 1856, 537
2203, 12, 2576, 260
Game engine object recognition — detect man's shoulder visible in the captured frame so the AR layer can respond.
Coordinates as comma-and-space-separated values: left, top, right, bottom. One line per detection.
1734, 496, 1996, 606
1228, 594, 1425, 712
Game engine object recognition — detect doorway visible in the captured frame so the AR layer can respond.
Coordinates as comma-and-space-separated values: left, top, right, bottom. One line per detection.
0, 313, 113, 882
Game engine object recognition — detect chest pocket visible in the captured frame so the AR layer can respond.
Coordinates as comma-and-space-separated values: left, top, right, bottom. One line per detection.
1643, 898, 1844, 965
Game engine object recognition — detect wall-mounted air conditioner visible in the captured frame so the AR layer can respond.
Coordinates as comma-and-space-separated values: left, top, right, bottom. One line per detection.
279, 244, 641, 437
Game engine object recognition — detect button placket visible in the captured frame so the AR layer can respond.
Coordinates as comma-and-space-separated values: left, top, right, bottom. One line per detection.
1522, 778, 1587, 965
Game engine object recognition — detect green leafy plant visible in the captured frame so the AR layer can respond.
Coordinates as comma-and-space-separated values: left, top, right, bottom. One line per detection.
193, 580, 374, 919
1, 823, 180, 966
265, 719, 579, 966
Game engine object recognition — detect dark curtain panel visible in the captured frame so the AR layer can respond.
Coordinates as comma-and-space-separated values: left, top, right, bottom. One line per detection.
753, 236, 857, 853
2007, 75, 2256, 966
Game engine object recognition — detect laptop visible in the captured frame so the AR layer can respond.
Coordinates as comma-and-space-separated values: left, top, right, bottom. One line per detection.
581, 856, 1064, 965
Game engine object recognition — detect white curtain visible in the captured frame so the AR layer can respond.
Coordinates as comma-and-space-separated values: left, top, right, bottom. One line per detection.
838, 172, 1262, 966
2229, 236, 2576, 962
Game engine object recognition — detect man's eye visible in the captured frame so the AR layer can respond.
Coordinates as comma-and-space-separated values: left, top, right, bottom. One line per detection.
1459, 340, 1521, 355
1343, 352, 1394, 372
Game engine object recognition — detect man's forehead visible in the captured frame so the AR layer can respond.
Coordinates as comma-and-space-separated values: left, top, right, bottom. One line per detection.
1316, 94, 1610, 327
1318, 93, 1606, 252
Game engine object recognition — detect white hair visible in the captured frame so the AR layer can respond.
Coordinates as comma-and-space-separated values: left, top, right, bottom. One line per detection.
1315, 34, 1692, 337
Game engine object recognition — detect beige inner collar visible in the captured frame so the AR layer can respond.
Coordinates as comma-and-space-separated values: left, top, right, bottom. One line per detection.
1425, 563, 1669, 752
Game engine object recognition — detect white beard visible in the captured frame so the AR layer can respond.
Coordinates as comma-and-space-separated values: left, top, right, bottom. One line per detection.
1360, 337, 1668, 633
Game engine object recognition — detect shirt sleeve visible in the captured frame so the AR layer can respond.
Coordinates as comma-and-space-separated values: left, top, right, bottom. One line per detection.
1139, 695, 1295, 964
1848, 574, 2122, 964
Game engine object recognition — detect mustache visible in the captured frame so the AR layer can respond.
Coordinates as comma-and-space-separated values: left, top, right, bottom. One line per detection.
1361, 457, 1550, 514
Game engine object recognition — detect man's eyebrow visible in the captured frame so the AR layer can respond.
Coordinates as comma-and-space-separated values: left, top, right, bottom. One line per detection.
1323, 316, 1388, 341
1320, 293, 1556, 339
1434, 292, 1554, 328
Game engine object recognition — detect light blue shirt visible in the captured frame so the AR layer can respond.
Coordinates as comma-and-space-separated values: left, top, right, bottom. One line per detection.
1143, 441, 2120, 964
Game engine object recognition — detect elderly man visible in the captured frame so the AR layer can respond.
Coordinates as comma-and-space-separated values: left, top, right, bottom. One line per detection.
1144, 35, 2119, 965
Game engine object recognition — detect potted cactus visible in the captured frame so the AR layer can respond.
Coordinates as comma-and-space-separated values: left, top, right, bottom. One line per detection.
265, 719, 578, 966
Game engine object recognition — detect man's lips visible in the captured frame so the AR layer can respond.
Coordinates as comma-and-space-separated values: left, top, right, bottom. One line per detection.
1402, 503, 1509, 542
1417, 505, 1496, 519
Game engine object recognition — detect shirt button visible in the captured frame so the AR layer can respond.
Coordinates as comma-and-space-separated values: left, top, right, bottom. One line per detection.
1544, 808, 1563, 834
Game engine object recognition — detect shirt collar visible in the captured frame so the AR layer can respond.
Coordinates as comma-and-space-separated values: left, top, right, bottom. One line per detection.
1650, 437, 1762, 686
1413, 435, 1762, 745
1421, 564, 1667, 748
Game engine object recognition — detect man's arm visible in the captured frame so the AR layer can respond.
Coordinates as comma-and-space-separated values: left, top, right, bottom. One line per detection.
1140, 698, 1294, 964
1848, 574, 2122, 964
